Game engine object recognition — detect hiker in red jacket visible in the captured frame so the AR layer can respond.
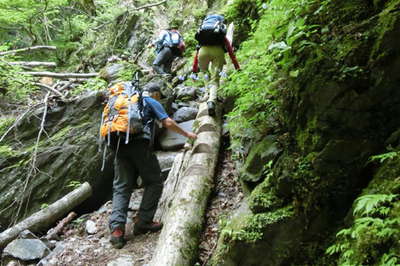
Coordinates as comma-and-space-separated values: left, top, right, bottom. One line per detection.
192, 14, 240, 116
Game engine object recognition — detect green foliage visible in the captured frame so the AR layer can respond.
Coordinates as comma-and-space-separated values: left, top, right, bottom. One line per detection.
0, 0, 141, 69
224, 0, 318, 153
182, 28, 199, 57
70, 77, 107, 96
63, 0, 132, 68
71, 217, 85, 225
0, 117, 16, 136
353, 194, 397, 217
326, 193, 400, 265
191, 6, 207, 21
0, 0, 69, 46
40, 203, 49, 209
248, 163, 284, 213
0, 57, 36, 103
369, 151, 400, 164
117, 64, 139, 82
337, 65, 365, 81
220, 206, 293, 243
66, 180, 82, 189
0, 145, 17, 157
222, 0, 266, 43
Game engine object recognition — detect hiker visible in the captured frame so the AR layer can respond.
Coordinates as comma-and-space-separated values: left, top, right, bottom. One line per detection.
192, 14, 240, 116
104, 83, 197, 249
149, 22, 185, 75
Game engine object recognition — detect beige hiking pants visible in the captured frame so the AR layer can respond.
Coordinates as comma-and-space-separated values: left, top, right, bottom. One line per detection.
198, 45, 226, 103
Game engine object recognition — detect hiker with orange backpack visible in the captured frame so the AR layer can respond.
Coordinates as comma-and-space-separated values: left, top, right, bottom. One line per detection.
100, 75, 197, 249
149, 21, 185, 75
192, 14, 240, 116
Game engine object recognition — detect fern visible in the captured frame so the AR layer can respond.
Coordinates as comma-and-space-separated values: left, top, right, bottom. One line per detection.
325, 244, 340, 255
326, 242, 348, 255
336, 228, 351, 237
369, 151, 399, 163
353, 194, 397, 216
327, 193, 400, 265
376, 227, 396, 239
342, 249, 354, 259
380, 253, 399, 266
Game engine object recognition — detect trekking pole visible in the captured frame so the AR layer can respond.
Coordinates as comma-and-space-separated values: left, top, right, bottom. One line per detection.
132, 71, 140, 90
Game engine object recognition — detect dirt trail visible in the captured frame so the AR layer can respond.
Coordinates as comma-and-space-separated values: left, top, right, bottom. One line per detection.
40, 144, 242, 266
41, 190, 159, 265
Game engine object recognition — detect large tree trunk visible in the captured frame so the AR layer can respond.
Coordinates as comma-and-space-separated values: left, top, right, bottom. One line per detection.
0, 182, 92, 249
151, 103, 221, 265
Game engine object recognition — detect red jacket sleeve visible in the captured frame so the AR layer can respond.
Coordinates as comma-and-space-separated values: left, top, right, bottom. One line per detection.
192, 49, 200, 73
224, 37, 240, 70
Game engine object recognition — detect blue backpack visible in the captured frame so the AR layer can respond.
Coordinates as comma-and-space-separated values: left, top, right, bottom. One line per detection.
195, 14, 227, 46
162, 30, 185, 56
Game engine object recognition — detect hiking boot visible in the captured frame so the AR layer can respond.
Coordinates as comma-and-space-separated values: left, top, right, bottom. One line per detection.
133, 221, 163, 235
153, 65, 167, 75
207, 101, 216, 117
110, 227, 126, 249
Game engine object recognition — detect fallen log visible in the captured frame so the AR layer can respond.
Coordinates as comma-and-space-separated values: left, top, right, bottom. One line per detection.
151, 102, 221, 266
9, 61, 57, 68
151, 24, 234, 265
21, 71, 98, 78
0, 46, 56, 56
155, 151, 187, 221
0, 182, 92, 249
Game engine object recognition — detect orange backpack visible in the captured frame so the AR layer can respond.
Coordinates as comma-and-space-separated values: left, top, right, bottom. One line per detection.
100, 81, 143, 145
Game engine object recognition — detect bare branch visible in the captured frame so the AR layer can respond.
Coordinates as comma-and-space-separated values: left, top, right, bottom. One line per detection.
58, 81, 73, 91
0, 46, 57, 56
34, 82, 64, 98
21, 71, 98, 78
0, 104, 41, 143
13, 93, 50, 224
9, 61, 57, 68
134, 0, 167, 10
45, 212, 77, 240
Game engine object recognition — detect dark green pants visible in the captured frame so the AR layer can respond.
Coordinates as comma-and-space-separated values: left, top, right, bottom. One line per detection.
109, 139, 162, 231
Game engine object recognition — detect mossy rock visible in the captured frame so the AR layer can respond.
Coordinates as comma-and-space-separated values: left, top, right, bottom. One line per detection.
240, 135, 281, 182
0, 91, 114, 228
248, 177, 284, 213
221, 0, 400, 264
210, 205, 296, 266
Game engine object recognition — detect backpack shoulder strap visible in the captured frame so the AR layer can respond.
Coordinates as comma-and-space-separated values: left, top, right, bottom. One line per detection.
156, 30, 169, 46
170, 29, 183, 38
162, 30, 173, 46
166, 30, 172, 39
